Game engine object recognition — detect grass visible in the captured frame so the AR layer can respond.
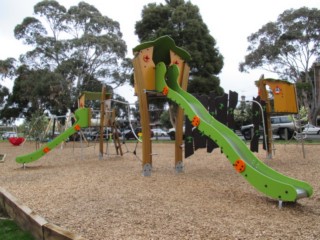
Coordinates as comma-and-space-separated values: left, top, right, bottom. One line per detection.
0, 209, 35, 240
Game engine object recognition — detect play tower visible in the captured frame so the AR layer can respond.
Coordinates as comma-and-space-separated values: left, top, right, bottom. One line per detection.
132, 36, 191, 176
132, 36, 312, 203
256, 77, 299, 157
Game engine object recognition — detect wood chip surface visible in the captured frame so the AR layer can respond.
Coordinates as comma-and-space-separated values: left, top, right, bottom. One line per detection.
0, 141, 319, 239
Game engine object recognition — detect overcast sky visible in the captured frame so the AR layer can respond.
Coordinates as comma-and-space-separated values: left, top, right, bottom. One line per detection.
0, 0, 319, 104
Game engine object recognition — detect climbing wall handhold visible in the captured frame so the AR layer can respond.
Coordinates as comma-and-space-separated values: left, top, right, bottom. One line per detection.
233, 159, 246, 173
162, 86, 169, 95
191, 116, 200, 127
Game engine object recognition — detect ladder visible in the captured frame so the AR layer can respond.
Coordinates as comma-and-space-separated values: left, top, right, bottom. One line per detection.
111, 123, 123, 156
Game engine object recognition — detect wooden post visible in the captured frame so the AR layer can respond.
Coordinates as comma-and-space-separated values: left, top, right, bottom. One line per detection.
99, 85, 106, 159
314, 63, 320, 121
133, 55, 153, 176
174, 64, 190, 172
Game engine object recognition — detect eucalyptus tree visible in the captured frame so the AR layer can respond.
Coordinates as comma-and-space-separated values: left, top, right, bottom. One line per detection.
6, 0, 129, 117
0, 58, 15, 119
239, 7, 320, 123
0, 58, 17, 80
0, 85, 9, 109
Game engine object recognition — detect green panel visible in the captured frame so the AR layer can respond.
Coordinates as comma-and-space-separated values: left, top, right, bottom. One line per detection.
16, 108, 89, 164
155, 62, 313, 202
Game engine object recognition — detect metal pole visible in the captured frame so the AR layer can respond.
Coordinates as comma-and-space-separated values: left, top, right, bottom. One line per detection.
246, 100, 268, 158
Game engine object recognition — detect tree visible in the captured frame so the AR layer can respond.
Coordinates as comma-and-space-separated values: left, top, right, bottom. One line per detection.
2, 0, 129, 119
239, 7, 320, 124
8, 66, 71, 119
0, 85, 9, 109
135, 0, 224, 127
0, 58, 17, 80
0, 58, 15, 110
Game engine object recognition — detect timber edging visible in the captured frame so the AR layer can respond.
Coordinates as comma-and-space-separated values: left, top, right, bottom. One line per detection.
0, 187, 86, 240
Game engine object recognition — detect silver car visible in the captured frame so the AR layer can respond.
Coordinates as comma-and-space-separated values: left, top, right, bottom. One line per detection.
302, 124, 320, 135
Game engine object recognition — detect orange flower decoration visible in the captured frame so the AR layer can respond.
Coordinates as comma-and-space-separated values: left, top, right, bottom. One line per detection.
74, 124, 81, 131
162, 86, 169, 95
233, 159, 246, 173
43, 147, 50, 154
191, 116, 200, 127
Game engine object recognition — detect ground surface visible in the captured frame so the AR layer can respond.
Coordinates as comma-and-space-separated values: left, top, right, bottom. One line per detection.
0, 140, 319, 240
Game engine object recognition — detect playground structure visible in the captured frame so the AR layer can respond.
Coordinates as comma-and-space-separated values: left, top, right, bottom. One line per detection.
78, 87, 123, 158
132, 35, 312, 203
15, 87, 123, 164
13, 35, 313, 204
255, 77, 300, 157
133, 37, 191, 175
184, 91, 238, 159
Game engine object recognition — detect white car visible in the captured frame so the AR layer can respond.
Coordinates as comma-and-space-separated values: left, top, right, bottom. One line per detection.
302, 124, 320, 135
2, 131, 18, 140
167, 127, 185, 140
152, 128, 168, 137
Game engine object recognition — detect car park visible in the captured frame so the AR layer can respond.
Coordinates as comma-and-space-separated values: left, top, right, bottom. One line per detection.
124, 127, 154, 140
2, 131, 18, 140
151, 128, 167, 136
70, 127, 122, 141
240, 115, 298, 140
302, 123, 320, 135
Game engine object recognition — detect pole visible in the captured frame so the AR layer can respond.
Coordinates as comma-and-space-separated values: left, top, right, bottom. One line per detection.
246, 100, 269, 158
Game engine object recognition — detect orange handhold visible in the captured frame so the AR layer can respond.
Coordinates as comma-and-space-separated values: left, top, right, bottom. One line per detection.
191, 116, 200, 127
43, 147, 50, 153
74, 124, 81, 131
233, 159, 246, 173
162, 86, 169, 95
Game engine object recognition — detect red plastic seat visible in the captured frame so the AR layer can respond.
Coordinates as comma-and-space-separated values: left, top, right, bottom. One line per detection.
9, 137, 25, 146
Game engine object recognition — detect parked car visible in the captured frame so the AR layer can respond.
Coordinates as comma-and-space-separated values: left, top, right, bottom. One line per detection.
2, 131, 18, 140
71, 127, 121, 141
302, 123, 320, 135
167, 127, 185, 140
241, 115, 298, 140
152, 128, 167, 136
124, 127, 154, 140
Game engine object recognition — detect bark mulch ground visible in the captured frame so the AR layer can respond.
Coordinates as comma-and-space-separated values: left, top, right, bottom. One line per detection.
0, 141, 319, 240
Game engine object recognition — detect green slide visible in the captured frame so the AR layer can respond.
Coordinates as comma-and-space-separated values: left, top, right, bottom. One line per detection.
16, 108, 90, 164
155, 62, 313, 202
